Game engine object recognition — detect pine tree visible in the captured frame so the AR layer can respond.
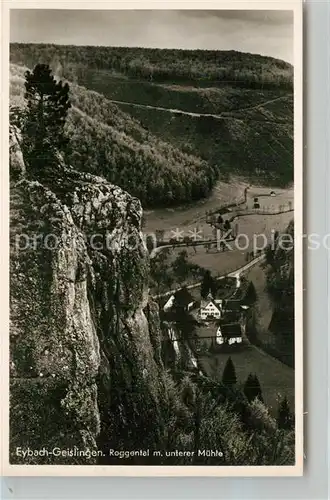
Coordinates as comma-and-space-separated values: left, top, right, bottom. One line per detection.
210, 276, 218, 298
277, 396, 293, 430
244, 373, 263, 402
22, 64, 71, 179
201, 270, 215, 299
172, 250, 190, 281
222, 357, 237, 386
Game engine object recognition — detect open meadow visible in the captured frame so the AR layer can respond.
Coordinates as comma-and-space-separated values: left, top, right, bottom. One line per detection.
143, 177, 248, 234
144, 181, 293, 240
167, 210, 293, 277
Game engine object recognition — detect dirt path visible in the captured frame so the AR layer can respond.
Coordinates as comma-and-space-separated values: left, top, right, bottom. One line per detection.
226, 94, 291, 114
108, 97, 290, 124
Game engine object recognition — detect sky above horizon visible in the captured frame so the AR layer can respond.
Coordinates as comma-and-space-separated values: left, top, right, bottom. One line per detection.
10, 10, 294, 64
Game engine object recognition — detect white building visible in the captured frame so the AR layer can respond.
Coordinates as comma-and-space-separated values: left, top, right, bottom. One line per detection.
200, 299, 222, 320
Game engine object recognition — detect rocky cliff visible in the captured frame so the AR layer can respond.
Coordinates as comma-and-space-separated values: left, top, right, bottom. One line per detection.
9, 128, 167, 464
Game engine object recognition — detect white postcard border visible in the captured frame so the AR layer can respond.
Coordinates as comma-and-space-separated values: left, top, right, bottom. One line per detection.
0, 0, 303, 477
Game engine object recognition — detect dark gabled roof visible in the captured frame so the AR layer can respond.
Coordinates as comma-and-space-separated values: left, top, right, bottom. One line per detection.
221, 311, 240, 323
219, 322, 242, 338
223, 299, 242, 311
174, 287, 194, 306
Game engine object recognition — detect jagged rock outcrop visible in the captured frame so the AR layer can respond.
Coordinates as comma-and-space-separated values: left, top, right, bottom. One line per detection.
10, 133, 167, 464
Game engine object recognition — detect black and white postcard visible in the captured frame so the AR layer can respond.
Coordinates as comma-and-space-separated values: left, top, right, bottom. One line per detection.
1, 0, 303, 476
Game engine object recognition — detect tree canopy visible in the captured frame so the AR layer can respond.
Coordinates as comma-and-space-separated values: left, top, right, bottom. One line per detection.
244, 373, 263, 403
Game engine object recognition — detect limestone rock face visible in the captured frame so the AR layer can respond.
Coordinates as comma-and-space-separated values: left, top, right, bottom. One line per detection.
10, 136, 166, 465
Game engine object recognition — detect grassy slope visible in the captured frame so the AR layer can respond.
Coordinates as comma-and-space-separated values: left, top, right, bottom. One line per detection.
74, 67, 293, 184
120, 98, 292, 184
199, 346, 294, 415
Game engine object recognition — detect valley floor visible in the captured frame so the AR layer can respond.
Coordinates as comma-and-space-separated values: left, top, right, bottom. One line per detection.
144, 178, 293, 235
152, 180, 295, 415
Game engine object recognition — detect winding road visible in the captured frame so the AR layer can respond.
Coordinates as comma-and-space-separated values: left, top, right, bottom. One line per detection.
152, 253, 265, 300
108, 96, 290, 124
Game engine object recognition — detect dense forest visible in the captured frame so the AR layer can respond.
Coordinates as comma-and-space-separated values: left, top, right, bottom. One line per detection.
111, 369, 295, 465
10, 43, 293, 89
